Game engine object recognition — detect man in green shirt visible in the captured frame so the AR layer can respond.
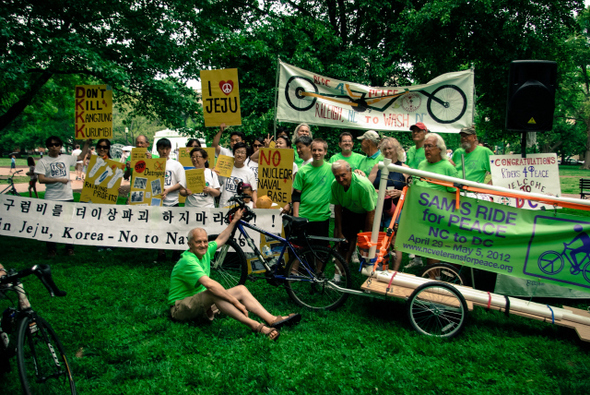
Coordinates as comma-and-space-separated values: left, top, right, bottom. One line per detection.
406, 122, 428, 169
331, 160, 378, 263
292, 138, 334, 239
329, 132, 363, 170
168, 209, 301, 341
451, 126, 494, 184
356, 130, 383, 176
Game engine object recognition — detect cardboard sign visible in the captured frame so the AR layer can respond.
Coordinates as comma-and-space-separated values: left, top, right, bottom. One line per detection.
75, 85, 113, 139
178, 147, 193, 168
130, 148, 148, 162
215, 155, 234, 178
200, 68, 242, 127
79, 156, 125, 204
257, 148, 294, 205
185, 168, 205, 194
129, 158, 166, 206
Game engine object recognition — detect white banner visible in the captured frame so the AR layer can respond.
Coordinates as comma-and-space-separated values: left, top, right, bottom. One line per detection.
0, 195, 281, 251
277, 61, 474, 133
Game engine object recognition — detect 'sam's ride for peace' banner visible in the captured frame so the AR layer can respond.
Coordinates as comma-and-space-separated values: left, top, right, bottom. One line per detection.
75, 85, 113, 139
0, 195, 276, 251
277, 61, 474, 133
395, 185, 590, 293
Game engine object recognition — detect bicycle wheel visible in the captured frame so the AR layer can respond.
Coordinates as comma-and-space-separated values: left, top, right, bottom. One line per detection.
285, 76, 318, 111
285, 246, 351, 310
406, 282, 468, 339
426, 84, 467, 124
16, 315, 76, 395
537, 250, 564, 275
420, 263, 466, 286
581, 261, 590, 284
208, 235, 248, 289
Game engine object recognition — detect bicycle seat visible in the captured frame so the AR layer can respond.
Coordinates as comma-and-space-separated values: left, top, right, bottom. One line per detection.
282, 215, 309, 238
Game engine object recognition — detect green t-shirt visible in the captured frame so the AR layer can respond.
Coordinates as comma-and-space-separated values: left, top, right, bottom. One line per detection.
328, 152, 364, 171
414, 159, 458, 193
451, 146, 493, 184
357, 152, 384, 176
406, 146, 425, 169
330, 173, 377, 214
293, 162, 334, 221
167, 242, 217, 306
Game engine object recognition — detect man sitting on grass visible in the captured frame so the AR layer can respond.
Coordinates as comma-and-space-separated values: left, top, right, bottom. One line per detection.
168, 209, 301, 341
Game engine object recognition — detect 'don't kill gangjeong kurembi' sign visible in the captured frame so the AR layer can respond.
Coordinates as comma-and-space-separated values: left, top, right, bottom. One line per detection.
75, 84, 113, 139
200, 68, 242, 127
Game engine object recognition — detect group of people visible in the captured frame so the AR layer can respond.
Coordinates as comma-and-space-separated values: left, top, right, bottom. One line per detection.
31, 122, 492, 340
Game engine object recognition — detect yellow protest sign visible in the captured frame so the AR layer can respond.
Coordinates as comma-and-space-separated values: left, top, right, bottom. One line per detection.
131, 148, 148, 162
178, 147, 193, 167
200, 69, 242, 127
258, 148, 294, 205
75, 84, 113, 139
185, 168, 205, 194
215, 155, 234, 178
79, 156, 125, 204
203, 147, 216, 168
129, 158, 166, 206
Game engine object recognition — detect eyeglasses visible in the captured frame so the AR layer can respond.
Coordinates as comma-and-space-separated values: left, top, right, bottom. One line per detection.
423, 144, 438, 149
191, 155, 203, 160
47, 143, 61, 147
253, 144, 263, 148
97, 145, 109, 149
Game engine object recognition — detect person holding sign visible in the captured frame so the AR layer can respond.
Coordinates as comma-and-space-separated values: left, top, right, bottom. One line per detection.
218, 142, 257, 208
168, 209, 301, 341
35, 136, 91, 257
181, 148, 220, 208
212, 123, 246, 158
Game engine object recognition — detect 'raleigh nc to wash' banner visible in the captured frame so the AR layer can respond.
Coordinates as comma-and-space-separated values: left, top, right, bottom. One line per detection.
277, 61, 474, 133
395, 185, 590, 294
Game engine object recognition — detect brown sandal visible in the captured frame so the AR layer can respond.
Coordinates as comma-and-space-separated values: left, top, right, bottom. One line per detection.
255, 323, 280, 341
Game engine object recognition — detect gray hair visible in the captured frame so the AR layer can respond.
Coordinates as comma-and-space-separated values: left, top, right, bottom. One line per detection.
187, 227, 207, 243
424, 133, 448, 160
291, 123, 313, 145
331, 160, 351, 173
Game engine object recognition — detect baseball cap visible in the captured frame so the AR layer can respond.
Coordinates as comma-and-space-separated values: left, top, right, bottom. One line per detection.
459, 126, 476, 135
357, 130, 380, 144
410, 122, 427, 132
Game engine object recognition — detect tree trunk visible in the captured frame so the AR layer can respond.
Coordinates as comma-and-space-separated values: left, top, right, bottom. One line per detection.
582, 120, 590, 169
0, 71, 53, 131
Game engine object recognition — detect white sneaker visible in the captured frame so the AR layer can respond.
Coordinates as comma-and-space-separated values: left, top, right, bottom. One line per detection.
351, 251, 360, 264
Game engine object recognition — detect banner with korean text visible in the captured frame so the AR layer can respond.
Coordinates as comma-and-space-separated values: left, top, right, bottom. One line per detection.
395, 185, 590, 293
0, 195, 276, 251
75, 84, 113, 139
277, 61, 474, 133
200, 68, 242, 127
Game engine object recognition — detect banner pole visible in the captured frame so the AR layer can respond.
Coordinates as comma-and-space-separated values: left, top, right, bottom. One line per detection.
273, 58, 281, 139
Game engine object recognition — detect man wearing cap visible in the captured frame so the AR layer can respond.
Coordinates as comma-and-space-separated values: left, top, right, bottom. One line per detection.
451, 126, 494, 184
406, 122, 428, 169
356, 130, 383, 177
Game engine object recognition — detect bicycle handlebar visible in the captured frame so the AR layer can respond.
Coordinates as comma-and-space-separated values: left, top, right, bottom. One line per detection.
0, 264, 67, 297
226, 194, 257, 223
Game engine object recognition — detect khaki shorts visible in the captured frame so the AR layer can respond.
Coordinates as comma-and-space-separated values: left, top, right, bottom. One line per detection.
170, 292, 212, 322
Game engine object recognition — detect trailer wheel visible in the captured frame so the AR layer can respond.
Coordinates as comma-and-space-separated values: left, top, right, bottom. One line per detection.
406, 282, 468, 339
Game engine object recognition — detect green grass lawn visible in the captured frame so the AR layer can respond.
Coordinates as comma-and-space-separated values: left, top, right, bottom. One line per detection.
559, 165, 590, 195
0, 235, 589, 395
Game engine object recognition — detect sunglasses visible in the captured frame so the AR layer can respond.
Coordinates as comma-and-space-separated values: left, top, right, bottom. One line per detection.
253, 144, 263, 148
47, 143, 61, 147
97, 145, 109, 149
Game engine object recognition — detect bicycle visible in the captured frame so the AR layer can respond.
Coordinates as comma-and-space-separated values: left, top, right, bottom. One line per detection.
0, 264, 76, 394
208, 195, 352, 310
284, 76, 467, 124
537, 243, 590, 283
1, 169, 23, 195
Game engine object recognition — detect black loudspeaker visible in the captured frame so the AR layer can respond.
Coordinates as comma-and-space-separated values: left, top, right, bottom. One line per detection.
505, 60, 557, 132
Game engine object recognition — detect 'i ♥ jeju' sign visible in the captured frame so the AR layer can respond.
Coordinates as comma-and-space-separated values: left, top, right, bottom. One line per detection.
201, 69, 242, 127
